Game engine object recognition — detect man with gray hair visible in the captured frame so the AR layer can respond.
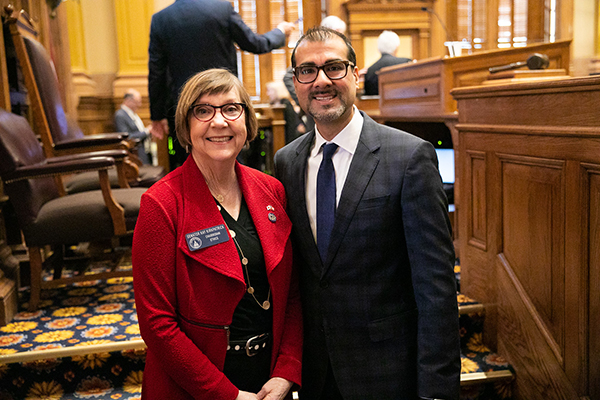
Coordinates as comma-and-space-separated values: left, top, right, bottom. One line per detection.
364, 30, 412, 95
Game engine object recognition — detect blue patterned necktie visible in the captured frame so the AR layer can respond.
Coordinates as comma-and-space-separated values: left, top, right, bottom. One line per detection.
317, 143, 338, 261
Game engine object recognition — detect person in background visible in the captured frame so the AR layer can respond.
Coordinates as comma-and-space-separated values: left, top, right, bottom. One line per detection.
363, 30, 412, 96
266, 80, 305, 144
274, 26, 460, 400
148, 0, 296, 170
134, 69, 302, 400
114, 88, 152, 165
318, 15, 347, 36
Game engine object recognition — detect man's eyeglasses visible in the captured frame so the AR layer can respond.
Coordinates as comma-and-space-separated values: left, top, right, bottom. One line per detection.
189, 103, 246, 122
293, 60, 354, 84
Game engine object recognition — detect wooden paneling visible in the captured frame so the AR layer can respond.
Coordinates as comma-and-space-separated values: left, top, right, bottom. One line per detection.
500, 155, 565, 359
467, 150, 486, 249
453, 75, 600, 399
588, 167, 600, 399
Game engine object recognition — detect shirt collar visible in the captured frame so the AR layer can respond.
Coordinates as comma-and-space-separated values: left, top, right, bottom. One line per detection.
121, 104, 136, 118
312, 106, 363, 157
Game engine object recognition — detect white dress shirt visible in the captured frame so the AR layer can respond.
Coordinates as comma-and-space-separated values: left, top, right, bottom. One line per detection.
306, 106, 364, 241
121, 105, 148, 134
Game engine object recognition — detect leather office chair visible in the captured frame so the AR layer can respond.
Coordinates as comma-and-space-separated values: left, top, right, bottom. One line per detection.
3, 6, 165, 194
0, 108, 146, 310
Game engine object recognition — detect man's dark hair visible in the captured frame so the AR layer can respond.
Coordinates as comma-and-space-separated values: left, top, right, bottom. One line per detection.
291, 26, 356, 68
123, 92, 134, 100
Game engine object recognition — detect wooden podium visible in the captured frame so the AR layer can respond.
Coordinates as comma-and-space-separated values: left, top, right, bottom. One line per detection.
452, 75, 600, 400
375, 40, 571, 249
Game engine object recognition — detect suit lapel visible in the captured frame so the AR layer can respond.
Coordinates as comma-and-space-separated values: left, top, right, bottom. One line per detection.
286, 132, 324, 273
323, 114, 381, 273
177, 158, 244, 283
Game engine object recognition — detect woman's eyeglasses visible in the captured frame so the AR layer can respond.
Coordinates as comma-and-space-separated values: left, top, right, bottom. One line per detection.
189, 103, 246, 122
293, 60, 354, 84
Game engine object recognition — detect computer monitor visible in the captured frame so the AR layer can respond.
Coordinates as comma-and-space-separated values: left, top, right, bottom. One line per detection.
435, 148, 455, 184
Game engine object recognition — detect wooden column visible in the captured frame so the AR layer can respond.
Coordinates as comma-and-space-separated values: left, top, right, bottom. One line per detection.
112, 0, 154, 97
64, 0, 96, 98
256, 0, 274, 101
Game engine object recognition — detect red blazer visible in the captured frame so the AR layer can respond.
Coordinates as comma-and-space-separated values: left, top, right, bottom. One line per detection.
132, 157, 302, 399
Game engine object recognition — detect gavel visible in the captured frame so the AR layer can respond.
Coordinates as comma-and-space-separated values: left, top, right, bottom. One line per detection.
489, 53, 550, 74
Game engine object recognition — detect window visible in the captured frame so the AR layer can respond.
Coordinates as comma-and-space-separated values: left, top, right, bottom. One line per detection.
454, 0, 557, 51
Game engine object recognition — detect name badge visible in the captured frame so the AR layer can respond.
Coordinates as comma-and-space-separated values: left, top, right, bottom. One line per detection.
185, 224, 229, 251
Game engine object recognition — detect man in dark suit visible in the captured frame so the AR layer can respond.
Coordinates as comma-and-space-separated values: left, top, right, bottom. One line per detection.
114, 89, 152, 165
148, 0, 295, 169
274, 27, 460, 400
363, 30, 412, 96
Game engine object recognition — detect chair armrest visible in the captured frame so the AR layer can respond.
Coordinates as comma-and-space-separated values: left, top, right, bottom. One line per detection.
46, 149, 129, 163
46, 150, 131, 188
4, 156, 115, 183
53, 134, 128, 151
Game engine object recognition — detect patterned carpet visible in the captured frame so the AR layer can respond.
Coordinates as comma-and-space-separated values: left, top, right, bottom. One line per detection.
0, 257, 513, 399
0, 254, 144, 399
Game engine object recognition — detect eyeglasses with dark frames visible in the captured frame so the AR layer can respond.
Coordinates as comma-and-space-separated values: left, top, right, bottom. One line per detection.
189, 103, 246, 122
293, 60, 355, 84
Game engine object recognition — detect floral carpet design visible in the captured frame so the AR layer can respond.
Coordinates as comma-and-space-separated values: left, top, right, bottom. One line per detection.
0, 258, 512, 399
0, 258, 143, 399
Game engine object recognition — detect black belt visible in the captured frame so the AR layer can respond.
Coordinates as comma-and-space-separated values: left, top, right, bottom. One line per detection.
227, 333, 270, 357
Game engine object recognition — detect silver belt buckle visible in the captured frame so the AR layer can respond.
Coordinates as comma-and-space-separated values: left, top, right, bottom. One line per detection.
245, 333, 267, 357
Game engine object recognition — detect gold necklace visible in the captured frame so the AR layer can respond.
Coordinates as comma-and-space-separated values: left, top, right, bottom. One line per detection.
219, 205, 271, 310
208, 179, 237, 205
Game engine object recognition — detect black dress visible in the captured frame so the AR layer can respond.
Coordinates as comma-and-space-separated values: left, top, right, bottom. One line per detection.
220, 198, 273, 393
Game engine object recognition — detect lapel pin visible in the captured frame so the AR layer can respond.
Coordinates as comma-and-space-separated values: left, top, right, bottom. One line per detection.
266, 205, 275, 211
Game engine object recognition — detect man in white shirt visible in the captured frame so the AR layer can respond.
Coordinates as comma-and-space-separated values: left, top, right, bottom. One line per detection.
114, 89, 152, 165
274, 26, 460, 400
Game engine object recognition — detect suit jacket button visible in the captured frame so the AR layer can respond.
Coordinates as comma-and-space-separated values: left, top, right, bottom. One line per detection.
319, 280, 329, 289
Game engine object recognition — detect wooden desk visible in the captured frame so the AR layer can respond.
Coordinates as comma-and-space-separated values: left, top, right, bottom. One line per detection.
452, 75, 600, 400
376, 41, 571, 249
378, 40, 571, 121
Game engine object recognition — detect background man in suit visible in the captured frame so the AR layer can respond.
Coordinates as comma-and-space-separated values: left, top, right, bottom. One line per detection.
148, 0, 296, 169
114, 89, 152, 165
274, 27, 460, 400
363, 30, 412, 96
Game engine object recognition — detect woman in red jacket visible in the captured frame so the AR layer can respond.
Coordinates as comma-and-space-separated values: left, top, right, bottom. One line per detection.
132, 69, 302, 400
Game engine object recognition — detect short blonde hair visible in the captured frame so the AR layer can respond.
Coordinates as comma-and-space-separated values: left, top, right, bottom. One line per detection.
175, 69, 258, 150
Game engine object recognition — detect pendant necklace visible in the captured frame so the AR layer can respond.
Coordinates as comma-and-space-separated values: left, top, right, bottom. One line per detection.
218, 204, 271, 310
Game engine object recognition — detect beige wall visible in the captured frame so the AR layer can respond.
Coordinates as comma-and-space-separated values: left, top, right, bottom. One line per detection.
571, 0, 597, 75
154, 0, 174, 12
81, 0, 118, 74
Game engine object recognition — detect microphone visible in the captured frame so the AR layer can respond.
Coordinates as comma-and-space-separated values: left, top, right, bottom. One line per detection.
488, 53, 550, 74
421, 7, 451, 42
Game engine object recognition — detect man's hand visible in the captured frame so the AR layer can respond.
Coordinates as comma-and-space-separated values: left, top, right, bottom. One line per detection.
236, 390, 259, 400
277, 21, 296, 37
257, 377, 293, 400
149, 119, 168, 140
